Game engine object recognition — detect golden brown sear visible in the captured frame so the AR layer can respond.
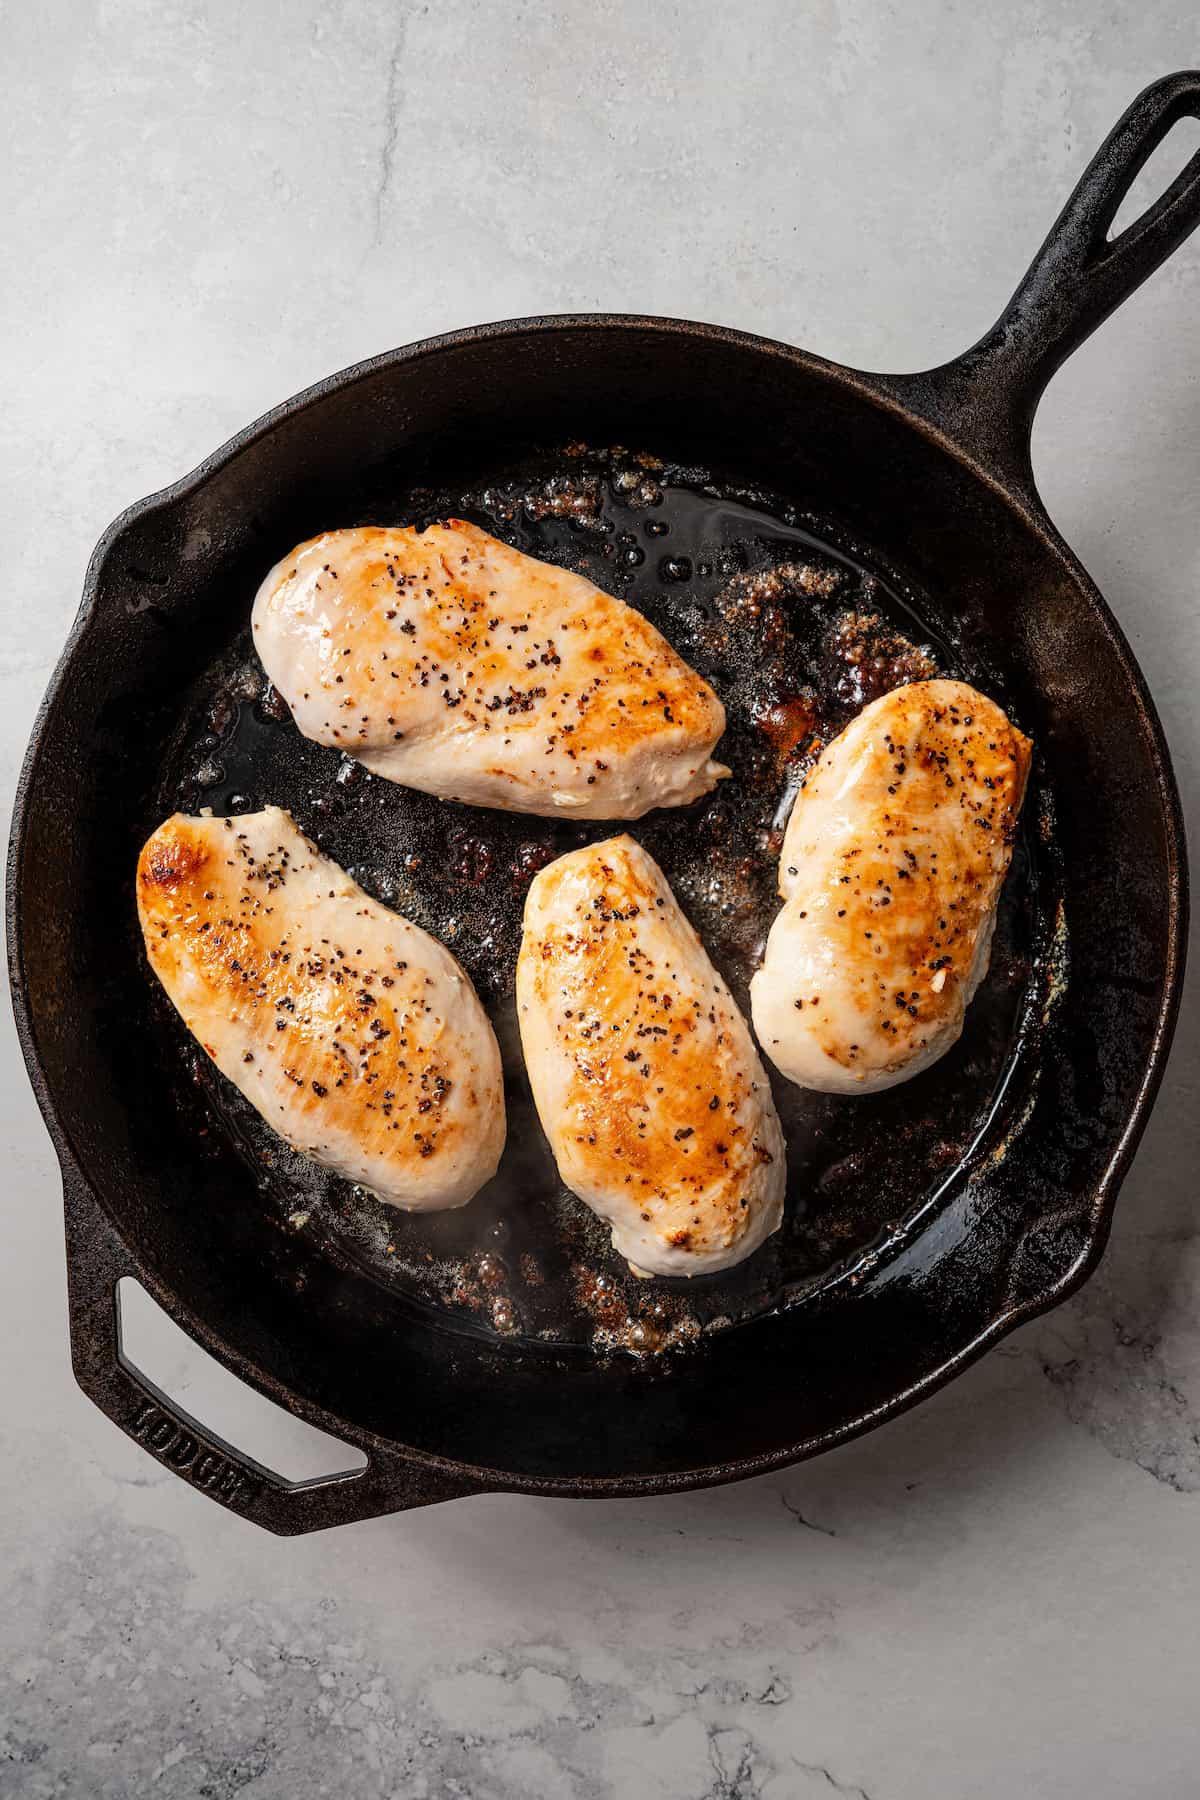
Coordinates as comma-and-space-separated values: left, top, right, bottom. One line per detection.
251, 520, 727, 818
752, 680, 1032, 1092
517, 835, 784, 1275
137, 805, 504, 1208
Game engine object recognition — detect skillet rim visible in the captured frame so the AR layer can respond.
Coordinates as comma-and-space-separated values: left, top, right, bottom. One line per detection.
6, 311, 1189, 1498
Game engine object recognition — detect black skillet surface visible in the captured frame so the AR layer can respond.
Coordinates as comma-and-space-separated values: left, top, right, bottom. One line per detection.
165, 461, 1047, 1360
8, 75, 1195, 1530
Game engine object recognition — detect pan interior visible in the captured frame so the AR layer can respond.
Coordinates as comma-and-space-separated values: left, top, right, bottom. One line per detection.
147, 443, 1058, 1360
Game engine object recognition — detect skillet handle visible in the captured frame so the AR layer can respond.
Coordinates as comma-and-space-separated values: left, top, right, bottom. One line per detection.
63, 1171, 483, 1534
881, 70, 1200, 493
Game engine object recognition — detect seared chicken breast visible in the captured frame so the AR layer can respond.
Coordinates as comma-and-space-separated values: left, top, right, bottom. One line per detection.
751, 680, 1031, 1094
517, 836, 785, 1276
251, 520, 727, 819
137, 806, 504, 1209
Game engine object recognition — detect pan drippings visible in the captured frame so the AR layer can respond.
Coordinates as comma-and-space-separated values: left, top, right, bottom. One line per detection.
153, 448, 1052, 1358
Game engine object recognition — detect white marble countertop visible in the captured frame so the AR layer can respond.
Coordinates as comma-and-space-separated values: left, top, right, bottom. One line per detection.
4, 4, 1199, 1795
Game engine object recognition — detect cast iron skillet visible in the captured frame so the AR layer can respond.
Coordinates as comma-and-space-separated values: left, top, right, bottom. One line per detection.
8, 75, 1196, 1533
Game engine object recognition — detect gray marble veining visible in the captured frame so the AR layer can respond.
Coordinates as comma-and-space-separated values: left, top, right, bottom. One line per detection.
3, 2, 1199, 1795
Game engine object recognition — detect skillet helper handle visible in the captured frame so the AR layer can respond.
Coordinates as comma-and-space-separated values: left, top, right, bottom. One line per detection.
63, 1171, 481, 1534
888, 70, 1200, 487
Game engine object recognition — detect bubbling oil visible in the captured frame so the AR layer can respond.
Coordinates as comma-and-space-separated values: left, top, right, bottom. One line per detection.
154, 447, 1048, 1359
